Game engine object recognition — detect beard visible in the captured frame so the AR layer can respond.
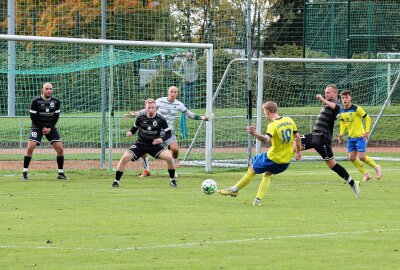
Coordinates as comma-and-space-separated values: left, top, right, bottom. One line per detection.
147, 111, 155, 118
42, 92, 52, 99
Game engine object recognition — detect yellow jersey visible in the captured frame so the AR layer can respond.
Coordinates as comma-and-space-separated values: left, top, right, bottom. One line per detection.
339, 104, 371, 138
266, 116, 298, 164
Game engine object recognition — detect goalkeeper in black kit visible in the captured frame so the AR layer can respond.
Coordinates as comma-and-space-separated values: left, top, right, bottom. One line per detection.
22, 82, 68, 180
111, 98, 178, 188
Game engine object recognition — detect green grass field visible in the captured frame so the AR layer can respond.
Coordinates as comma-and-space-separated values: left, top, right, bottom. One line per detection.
0, 161, 399, 269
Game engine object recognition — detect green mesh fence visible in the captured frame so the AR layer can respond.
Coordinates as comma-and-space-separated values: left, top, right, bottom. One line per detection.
305, 1, 400, 59
304, 0, 400, 104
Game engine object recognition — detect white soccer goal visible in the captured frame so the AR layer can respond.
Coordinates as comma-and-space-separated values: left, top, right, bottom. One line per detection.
0, 34, 214, 172
183, 57, 400, 170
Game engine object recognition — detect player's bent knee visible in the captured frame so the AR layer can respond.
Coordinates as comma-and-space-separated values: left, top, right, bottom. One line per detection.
325, 159, 336, 169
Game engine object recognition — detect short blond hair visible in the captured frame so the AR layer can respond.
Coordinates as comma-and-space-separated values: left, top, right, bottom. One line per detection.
145, 98, 156, 105
262, 101, 278, 113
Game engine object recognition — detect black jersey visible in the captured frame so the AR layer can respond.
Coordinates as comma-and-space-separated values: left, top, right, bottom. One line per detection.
131, 113, 170, 145
30, 96, 61, 129
312, 99, 341, 142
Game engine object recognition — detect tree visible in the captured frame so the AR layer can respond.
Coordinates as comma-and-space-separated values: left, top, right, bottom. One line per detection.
210, 0, 274, 52
262, 0, 304, 55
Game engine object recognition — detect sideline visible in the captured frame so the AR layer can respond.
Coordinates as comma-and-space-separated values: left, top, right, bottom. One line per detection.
1, 228, 399, 252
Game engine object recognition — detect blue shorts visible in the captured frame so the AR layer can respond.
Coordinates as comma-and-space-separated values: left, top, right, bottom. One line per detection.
252, 152, 290, 175
347, 137, 367, 153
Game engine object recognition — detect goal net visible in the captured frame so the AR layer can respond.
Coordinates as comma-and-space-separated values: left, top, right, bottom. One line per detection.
183, 57, 400, 169
0, 35, 213, 172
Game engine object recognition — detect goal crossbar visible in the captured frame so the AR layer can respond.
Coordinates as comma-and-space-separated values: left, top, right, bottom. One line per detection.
0, 34, 213, 49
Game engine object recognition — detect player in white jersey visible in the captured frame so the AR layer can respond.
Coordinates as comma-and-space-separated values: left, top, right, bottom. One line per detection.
126, 85, 212, 177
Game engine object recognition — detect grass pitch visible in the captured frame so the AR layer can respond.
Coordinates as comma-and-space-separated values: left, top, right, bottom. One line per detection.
0, 161, 399, 269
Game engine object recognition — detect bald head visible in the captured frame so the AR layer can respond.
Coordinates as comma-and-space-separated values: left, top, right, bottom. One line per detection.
42, 82, 53, 99
42, 82, 52, 89
169, 86, 178, 93
167, 86, 179, 102
186, 52, 193, 60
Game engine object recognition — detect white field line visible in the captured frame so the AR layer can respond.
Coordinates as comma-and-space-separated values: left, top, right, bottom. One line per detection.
0, 228, 399, 252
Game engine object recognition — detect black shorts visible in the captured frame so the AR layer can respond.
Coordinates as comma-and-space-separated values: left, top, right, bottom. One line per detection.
128, 142, 165, 161
301, 133, 334, 160
29, 128, 62, 145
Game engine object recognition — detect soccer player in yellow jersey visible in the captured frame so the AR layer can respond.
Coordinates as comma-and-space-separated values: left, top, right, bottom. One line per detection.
338, 90, 382, 181
217, 101, 302, 206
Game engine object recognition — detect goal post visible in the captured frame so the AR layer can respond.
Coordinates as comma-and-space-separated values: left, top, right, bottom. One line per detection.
0, 34, 214, 172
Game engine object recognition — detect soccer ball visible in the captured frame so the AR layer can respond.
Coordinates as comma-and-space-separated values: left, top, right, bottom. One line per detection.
201, 179, 217, 195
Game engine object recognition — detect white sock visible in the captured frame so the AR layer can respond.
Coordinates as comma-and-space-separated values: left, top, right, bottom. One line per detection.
141, 157, 150, 171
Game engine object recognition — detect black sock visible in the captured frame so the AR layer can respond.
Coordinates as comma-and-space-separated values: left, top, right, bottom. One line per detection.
115, 170, 123, 181
57, 156, 64, 170
331, 163, 354, 185
168, 169, 175, 179
23, 156, 32, 169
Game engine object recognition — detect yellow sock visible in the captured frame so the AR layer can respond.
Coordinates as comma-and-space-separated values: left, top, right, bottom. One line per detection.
363, 156, 377, 169
235, 167, 256, 190
352, 159, 367, 174
256, 174, 271, 199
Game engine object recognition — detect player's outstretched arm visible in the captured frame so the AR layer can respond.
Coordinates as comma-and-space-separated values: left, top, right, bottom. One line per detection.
124, 111, 140, 119
185, 110, 214, 121
338, 121, 346, 142
364, 114, 371, 140
247, 125, 270, 144
316, 94, 337, 110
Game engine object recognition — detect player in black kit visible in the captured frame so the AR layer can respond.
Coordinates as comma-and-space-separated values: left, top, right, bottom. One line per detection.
301, 84, 359, 198
22, 82, 68, 180
111, 98, 177, 188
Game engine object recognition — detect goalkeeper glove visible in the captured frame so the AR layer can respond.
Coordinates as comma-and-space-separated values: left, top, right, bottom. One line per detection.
204, 112, 214, 121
